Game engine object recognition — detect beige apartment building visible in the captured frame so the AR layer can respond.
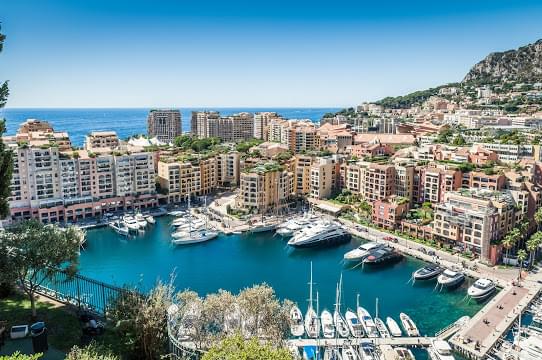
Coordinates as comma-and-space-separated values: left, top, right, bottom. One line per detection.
344, 162, 395, 202
236, 163, 294, 213
9, 144, 157, 223
3, 119, 72, 151
84, 131, 120, 153
191, 111, 254, 142
432, 190, 518, 262
254, 112, 281, 140
147, 109, 182, 143
267, 119, 318, 154
294, 155, 314, 195
216, 152, 241, 187
309, 157, 341, 200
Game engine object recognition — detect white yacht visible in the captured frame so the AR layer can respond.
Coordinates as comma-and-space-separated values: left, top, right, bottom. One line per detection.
173, 220, 205, 233
345, 309, 364, 337
334, 310, 350, 338
429, 340, 455, 360
288, 222, 351, 248
467, 278, 496, 300
122, 215, 140, 232
343, 242, 384, 262
437, 269, 465, 288
251, 218, 279, 233
276, 216, 314, 237
400, 313, 420, 337
357, 306, 379, 338
358, 343, 377, 360
290, 305, 305, 337
324, 348, 342, 360
172, 229, 218, 245
386, 317, 402, 337
375, 317, 391, 338
144, 214, 155, 225
341, 347, 358, 360
321, 310, 335, 338
134, 213, 148, 228
394, 347, 415, 360
109, 220, 129, 236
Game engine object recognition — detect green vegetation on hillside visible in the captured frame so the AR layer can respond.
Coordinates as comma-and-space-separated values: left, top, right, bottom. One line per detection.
375, 83, 460, 109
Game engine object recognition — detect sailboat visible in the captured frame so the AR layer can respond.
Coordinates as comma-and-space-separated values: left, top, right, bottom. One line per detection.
290, 305, 305, 337
345, 309, 364, 337
172, 195, 218, 245
304, 262, 320, 338
333, 275, 350, 338
357, 295, 379, 338
374, 298, 390, 338
321, 309, 335, 338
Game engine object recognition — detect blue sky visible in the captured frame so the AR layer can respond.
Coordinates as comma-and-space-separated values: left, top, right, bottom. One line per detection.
1, 0, 542, 108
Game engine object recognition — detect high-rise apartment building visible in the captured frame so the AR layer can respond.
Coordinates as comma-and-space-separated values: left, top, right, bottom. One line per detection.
191, 111, 254, 142
254, 112, 281, 140
147, 109, 182, 143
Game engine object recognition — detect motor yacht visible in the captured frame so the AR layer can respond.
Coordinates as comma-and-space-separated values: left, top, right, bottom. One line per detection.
321, 310, 335, 338
341, 346, 358, 360
362, 247, 403, 265
290, 305, 305, 337
429, 340, 455, 360
412, 265, 443, 281
357, 307, 379, 338
358, 343, 377, 360
394, 347, 415, 360
345, 310, 364, 337
375, 317, 391, 338
109, 220, 129, 236
122, 216, 140, 232
277, 216, 316, 237
288, 222, 351, 248
171, 229, 218, 245
168, 210, 185, 216
134, 213, 148, 228
174, 220, 205, 232
400, 313, 420, 337
386, 317, 402, 337
437, 269, 465, 288
144, 214, 155, 225
251, 219, 279, 233
467, 278, 496, 300
343, 242, 385, 263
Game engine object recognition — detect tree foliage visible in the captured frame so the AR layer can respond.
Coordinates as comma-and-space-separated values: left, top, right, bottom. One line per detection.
0, 352, 42, 360
0, 24, 13, 218
236, 138, 264, 153
107, 281, 173, 360
170, 284, 291, 350
66, 343, 119, 360
174, 135, 221, 152
0, 221, 81, 317
201, 334, 293, 360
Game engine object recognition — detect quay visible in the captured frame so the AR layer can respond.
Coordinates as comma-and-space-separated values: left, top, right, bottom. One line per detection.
337, 216, 542, 359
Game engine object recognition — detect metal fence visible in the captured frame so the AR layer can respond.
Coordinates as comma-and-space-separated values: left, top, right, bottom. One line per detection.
28, 268, 131, 318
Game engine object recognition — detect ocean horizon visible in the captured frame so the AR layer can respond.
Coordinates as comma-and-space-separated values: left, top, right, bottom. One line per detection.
0, 107, 340, 146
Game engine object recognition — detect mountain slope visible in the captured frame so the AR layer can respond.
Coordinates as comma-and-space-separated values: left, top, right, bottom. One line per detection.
463, 39, 542, 83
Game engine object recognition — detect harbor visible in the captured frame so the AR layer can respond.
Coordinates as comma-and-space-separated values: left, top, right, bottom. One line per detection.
75, 204, 542, 359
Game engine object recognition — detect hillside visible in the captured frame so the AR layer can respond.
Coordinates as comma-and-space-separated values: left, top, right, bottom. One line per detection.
463, 39, 542, 83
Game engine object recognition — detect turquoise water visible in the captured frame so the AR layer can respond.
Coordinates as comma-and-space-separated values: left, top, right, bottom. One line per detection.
79, 216, 484, 336
1, 108, 339, 146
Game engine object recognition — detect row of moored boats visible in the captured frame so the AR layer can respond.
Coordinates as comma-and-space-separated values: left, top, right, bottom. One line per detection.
108, 212, 155, 236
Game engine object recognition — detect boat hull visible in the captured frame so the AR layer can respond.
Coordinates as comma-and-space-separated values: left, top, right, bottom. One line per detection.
289, 233, 351, 248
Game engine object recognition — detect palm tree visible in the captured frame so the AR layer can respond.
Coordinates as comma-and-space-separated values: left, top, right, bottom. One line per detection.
517, 249, 527, 283
502, 233, 515, 265
527, 232, 542, 268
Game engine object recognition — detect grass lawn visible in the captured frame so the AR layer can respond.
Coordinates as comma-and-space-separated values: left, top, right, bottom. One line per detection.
0, 293, 82, 352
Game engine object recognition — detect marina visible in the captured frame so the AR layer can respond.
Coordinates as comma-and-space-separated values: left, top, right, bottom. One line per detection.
72, 209, 542, 359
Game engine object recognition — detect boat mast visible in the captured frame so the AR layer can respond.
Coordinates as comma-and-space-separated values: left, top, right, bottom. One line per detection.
308, 262, 314, 311
375, 297, 379, 319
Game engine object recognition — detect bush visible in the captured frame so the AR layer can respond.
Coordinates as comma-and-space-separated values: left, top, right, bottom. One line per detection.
66, 343, 118, 360
202, 334, 292, 360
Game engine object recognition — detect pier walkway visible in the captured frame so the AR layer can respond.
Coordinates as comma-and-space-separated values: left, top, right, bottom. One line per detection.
286, 336, 433, 347
449, 284, 539, 359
